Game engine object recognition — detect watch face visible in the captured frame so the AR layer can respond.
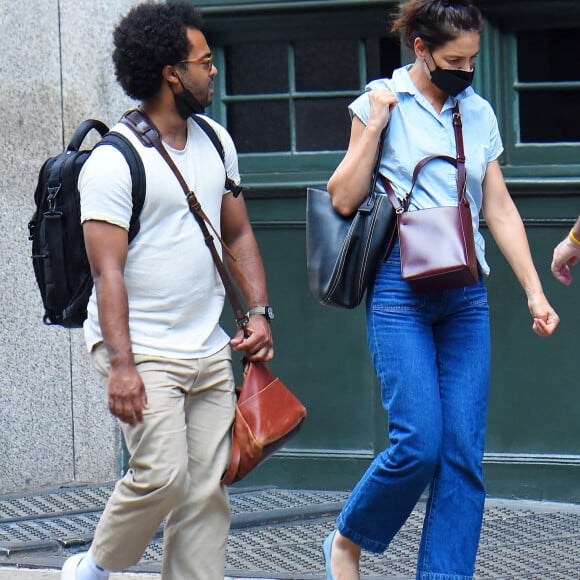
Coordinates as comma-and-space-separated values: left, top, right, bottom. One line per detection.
266, 306, 275, 320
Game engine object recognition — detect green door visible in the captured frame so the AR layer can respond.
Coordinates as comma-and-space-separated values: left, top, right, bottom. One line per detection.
200, 0, 580, 502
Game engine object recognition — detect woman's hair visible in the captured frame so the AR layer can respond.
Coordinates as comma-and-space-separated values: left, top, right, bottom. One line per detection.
113, 1, 204, 101
391, 0, 483, 50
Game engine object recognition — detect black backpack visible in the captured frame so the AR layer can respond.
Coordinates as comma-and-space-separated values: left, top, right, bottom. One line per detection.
28, 120, 146, 328
28, 114, 240, 328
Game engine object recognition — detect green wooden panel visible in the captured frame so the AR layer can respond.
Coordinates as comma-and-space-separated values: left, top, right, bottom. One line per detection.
198, 0, 392, 13
191, 0, 580, 501
484, 223, 580, 454
483, 463, 580, 503
488, 20, 580, 171
203, 4, 400, 188
457, 199, 579, 502
199, 0, 580, 183
225, 194, 580, 503
477, 0, 580, 30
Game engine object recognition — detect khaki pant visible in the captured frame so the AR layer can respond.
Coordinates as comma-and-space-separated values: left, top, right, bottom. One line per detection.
90, 343, 236, 580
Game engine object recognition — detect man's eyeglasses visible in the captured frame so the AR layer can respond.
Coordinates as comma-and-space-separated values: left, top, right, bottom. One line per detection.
179, 56, 214, 72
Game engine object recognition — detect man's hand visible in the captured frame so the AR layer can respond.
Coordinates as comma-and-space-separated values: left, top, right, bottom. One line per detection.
230, 315, 274, 361
107, 363, 148, 427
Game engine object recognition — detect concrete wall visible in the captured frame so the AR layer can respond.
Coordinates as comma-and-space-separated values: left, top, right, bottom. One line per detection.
0, 0, 140, 494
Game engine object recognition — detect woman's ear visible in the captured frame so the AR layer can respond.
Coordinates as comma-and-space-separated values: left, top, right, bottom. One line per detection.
414, 37, 428, 60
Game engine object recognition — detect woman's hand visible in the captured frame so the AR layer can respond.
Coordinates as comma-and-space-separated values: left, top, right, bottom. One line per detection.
528, 293, 560, 337
327, 88, 398, 216
482, 161, 560, 339
367, 88, 399, 133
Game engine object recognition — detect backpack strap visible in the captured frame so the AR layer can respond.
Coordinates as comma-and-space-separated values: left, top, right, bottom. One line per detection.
192, 114, 243, 198
94, 132, 146, 242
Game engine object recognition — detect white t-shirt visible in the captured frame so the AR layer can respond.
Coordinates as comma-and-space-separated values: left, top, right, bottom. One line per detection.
79, 115, 241, 358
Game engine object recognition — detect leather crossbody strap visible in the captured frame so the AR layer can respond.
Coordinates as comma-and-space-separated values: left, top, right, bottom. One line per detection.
452, 103, 467, 201
382, 102, 466, 212
120, 108, 249, 330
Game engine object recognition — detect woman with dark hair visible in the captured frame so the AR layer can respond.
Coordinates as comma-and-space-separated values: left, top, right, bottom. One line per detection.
323, 1, 559, 578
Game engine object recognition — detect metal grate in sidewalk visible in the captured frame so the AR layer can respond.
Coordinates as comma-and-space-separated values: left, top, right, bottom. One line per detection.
0, 483, 579, 579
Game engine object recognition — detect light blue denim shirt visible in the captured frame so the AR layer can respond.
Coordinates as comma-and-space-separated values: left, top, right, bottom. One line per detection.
349, 65, 504, 275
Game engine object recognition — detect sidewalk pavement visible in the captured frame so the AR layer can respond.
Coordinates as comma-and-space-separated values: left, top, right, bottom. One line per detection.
0, 570, 269, 579
1, 482, 580, 579
0, 572, 160, 580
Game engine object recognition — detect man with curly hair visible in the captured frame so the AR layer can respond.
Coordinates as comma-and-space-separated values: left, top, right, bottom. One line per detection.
61, 2, 274, 579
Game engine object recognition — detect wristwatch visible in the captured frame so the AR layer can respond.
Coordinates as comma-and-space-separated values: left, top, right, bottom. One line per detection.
247, 305, 275, 321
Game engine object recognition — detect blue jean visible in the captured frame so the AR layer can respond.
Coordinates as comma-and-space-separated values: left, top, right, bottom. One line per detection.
337, 242, 490, 580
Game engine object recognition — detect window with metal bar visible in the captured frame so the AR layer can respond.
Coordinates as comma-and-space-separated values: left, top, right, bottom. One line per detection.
516, 28, 580, 143
222, 37, 400, 155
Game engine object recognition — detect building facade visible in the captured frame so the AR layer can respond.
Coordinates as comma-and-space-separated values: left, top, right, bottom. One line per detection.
0, 0, 578, 501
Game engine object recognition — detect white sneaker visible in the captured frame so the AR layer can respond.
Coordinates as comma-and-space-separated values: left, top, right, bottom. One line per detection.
61, 551, 87, 579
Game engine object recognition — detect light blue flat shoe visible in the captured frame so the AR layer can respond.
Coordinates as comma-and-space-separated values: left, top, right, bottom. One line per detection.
323, 530, 337, 580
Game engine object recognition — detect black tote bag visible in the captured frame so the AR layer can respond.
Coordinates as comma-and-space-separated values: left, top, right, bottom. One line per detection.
306, 130, 396, 308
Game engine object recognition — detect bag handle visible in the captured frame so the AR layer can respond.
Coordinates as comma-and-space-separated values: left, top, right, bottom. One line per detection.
358, 126, 387, 214
67, 119, 109, 152
382, 102, 466, 212
120, 109, 249, 331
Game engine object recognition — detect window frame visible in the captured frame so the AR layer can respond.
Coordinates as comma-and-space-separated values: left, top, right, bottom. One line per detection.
211, 39, 367, 176
200, 0, 580, 193
477, 1, 580, 191
202, 2, 400, 190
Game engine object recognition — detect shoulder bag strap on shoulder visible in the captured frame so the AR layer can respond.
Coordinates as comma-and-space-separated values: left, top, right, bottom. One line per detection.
119, 108, 249, 330
395, 102, 466, 209
451, 102, 467, 203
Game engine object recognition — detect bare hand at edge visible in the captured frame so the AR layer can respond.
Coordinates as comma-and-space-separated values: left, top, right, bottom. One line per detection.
107, 363, 148, 427
551, 237, 580, 286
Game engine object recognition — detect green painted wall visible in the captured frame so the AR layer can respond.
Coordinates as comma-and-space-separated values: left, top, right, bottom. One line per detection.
202, 0, 580, 502
221, 194, 580, 503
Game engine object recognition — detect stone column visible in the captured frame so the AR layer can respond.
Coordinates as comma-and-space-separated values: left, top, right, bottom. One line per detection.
0, 0, 139, 493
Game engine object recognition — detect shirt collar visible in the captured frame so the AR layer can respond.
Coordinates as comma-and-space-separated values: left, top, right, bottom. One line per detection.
391, 64, 475, 105
391, 65, 418, 95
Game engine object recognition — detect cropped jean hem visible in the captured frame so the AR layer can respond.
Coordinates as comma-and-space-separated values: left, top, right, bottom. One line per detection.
336, 517, 388, 554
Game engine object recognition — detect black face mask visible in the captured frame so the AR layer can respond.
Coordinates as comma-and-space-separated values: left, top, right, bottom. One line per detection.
173, 74, 205, 118
427, 52, 474, 96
